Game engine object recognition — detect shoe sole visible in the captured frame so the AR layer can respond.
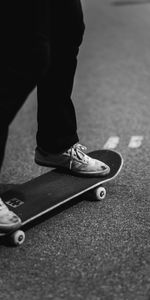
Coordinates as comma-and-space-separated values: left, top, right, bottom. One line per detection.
35, 159, 110, 177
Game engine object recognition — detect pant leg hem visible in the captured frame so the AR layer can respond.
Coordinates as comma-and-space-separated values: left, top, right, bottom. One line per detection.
37, 133, 79, 154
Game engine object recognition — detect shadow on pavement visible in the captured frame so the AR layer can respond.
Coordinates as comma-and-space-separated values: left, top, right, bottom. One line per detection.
0, 191, 83, 247
0, 183, 127, 247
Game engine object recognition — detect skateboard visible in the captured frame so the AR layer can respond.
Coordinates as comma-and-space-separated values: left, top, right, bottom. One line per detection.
1, 149, 123, 246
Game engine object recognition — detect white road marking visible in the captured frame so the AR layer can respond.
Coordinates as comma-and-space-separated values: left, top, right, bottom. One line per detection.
128, 136, 143, 148
103, 136, 120, 149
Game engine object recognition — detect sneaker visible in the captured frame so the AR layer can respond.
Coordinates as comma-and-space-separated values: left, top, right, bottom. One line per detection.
35, 143, 110, 177
0, 198, 21, 235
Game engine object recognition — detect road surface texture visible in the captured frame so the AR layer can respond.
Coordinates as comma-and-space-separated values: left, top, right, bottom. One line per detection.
1, 0, 150, 299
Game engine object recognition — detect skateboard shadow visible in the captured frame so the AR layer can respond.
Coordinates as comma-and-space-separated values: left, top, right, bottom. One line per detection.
0, 183, 125, 247
0, 192, 83, 247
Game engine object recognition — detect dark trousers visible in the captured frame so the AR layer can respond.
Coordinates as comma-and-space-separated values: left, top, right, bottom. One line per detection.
0, 0, 85, 168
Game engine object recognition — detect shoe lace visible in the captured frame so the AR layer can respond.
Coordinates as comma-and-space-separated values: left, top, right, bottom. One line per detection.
68, 143, 89, 170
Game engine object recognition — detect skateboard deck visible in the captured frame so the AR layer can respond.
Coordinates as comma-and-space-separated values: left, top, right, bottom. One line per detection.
1, 149, 123, 245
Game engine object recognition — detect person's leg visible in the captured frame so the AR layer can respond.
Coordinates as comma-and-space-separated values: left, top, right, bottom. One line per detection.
0, 67, 36, 170
0, 129, 9, 171
0, 67, 36, 232
36, 0, 85, 153
35, 0, 110, 177
0, 0, 51, 233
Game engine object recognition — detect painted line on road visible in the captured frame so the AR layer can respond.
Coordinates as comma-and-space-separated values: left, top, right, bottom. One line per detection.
128, 136, 143, 148
103, 136, 120, 149
103, 135, 144, 149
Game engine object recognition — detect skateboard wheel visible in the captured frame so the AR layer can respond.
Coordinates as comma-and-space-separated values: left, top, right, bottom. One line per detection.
10, 230, 25, 246
94, 187, 106, 200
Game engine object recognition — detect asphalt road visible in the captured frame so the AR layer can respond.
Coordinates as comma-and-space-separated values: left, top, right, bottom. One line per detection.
1, 0, 150, 299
